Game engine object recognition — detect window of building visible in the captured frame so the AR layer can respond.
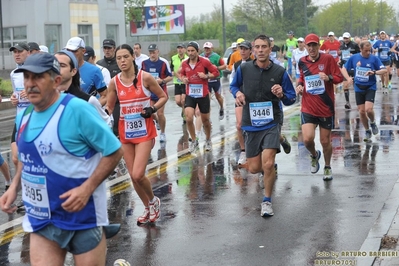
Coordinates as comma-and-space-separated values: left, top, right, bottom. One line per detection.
106, 25, 118, 42
78, 25, 93, 46
45, 25, 61, 54
2, 26, 27, 49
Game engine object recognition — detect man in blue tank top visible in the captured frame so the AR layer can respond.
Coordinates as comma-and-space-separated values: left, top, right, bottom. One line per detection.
0, 53, 123, 265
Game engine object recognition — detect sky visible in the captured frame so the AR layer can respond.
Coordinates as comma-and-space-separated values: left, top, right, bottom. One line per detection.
150, 0, 397, 19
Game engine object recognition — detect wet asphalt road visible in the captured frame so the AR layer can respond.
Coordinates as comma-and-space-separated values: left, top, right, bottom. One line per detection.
0, 75, 399, 266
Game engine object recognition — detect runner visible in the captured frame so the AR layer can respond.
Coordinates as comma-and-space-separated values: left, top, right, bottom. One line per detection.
341, 40, 387, 142
283, 31, 298, 78
200, 41, 226, 120
170, 43, 188, 123
230, 34, 296, 216
141, 44, 173, 143
339, 32, 360, 109
372, 31, 393, 92
178, 41, 219, 152
292, 37, 308, 80
106, 44, 168, 224
0, 53, 123, 265
295, 33, 343, 181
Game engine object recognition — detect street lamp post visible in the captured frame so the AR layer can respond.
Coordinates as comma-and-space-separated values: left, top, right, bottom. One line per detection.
222, 0, 226, 52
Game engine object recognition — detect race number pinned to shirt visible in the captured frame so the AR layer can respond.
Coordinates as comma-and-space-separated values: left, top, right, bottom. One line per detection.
342, 50, 350, 60
124, 113, 147, 139
22, 172, 51, 220
150, 72, 159, 79
188, 84, 203, 98
249, 102, 273, 126
355, 67, 370, 83
271, 51, 277, 58
329, 50, 338, 58
380, 48, 389, 60
305, 75, 325, 95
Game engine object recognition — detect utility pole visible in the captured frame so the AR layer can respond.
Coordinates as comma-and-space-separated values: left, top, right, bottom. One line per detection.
222, 0, 226, 52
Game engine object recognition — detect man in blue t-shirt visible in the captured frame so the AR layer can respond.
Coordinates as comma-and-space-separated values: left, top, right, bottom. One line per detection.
65, 37, 107, 105
342, 40, 387, 142
0, 53, 122, 265
372, 31, 393, 91
141, 44, 173, 143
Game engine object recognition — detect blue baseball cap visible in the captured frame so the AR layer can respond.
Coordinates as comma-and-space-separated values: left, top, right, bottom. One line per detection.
57, 49, 79, 69
14, 53, 60, 75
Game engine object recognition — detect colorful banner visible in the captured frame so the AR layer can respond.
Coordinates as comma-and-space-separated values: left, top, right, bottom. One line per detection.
130, 4, 185, 36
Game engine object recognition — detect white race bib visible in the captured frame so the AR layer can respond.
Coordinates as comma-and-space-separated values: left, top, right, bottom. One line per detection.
271, 51, 277, 58
380, 49, 388, 60
305, 74, 325, 95
249, 102, 273, 126
124, 113, 147, 139
342, 50, 350, 60
188, 84, 203, 98
150, 72, 159, 79
355, 67, 370, 83
329, 50, 338, 58
22, 172, 51, 220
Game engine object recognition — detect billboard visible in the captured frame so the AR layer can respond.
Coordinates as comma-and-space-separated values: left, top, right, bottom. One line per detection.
130, 4, 185, 36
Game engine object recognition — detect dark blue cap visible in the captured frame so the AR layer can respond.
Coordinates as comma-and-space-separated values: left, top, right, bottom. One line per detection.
187, 41, 199, 52
14, 53, 60, 75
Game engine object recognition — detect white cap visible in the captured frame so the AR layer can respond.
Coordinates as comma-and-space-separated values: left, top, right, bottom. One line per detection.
65, 37, 85, 51
343, 32, 351, 38
39, 45, 49, 53
380, 30, 386, 34
328, 31, 335, 36
390, 36, 394, 41
203, 42, 213, 48
338, 36, 343, 41
297, 37, 305, 42
231, 42, 237, 48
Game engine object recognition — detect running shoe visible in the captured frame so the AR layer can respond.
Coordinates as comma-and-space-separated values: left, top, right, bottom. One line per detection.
159, 133, 166, 142
261, 201, 274, 217
149, 197, 161, 223
137, 208, 150, 224
188, 138, 199, 153
370, 122, 378, 135
219, 108, 224, 120
364, 129, 372, 142
323, 167, 333, 181
280, 134, 291, 154
344, 102, 351, 110
388, 82, 392, 91
310, 150, 321, 174
383, 86, 388, 94
259, 173, 264, 189
237, 151, 247, 165
204, 139, 212, 152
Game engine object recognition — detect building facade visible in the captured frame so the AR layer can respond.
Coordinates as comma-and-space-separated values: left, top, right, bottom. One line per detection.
1, 0, 126, 69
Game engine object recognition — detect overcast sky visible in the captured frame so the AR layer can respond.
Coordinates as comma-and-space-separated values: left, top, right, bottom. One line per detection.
151, 0, 397, 19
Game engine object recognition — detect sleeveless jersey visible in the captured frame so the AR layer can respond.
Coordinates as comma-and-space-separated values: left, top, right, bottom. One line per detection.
17, 95, 107, 232
115, 70, 157, 144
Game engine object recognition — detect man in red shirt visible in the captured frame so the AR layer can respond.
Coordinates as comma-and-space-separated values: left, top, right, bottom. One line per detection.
179, 41, 219, 153
296, 33, 343, 181
320, 31, 341, 63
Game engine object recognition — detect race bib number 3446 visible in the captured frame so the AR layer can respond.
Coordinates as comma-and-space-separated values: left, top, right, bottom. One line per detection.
249, 102, 273, 126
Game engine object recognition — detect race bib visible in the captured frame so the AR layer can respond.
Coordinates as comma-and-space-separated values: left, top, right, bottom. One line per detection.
271, 51, 277, 58
150, 72, 159, 79
329, 50, 338, 58
188, 84, 203, 98
124, 113, 147, 139
289, 46, 294, 52
22, 172, 50, 220
342, 50, 350, 60
305, 75, 325, 95
249, 102, 273, 126
380, 50, 388, 60
355, 67, 370, 83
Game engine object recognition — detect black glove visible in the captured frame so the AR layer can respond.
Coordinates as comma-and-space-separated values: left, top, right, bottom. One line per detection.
141, 106, 155, 118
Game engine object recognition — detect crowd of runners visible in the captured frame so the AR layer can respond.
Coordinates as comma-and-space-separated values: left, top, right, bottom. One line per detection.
0, 28, 398, 265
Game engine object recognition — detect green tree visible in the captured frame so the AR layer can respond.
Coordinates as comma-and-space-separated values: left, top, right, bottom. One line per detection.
125, 0, 146, 25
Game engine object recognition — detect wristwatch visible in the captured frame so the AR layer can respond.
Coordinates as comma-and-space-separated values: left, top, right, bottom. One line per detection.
328, 75, 333, 82
373, 70, 376, 75
161, 80, 165, 85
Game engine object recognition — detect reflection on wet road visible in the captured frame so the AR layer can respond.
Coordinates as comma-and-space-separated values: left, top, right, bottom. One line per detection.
1, 76, 399, 265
